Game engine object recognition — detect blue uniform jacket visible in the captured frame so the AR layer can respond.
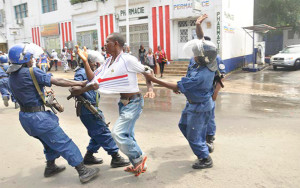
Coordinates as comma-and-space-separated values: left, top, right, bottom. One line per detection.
0, 65, 9, 77
177, 58, 215, 112
74, 68, 99, 116
9, 67, 58, 136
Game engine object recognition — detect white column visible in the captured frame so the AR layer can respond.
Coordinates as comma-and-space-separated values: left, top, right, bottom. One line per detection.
126, 0, 130, 46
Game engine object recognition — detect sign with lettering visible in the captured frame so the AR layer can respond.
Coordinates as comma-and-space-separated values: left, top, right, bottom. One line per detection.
118, 5, 148, 20
174, 3, 193, 10
216, 12, 221, 53
41, 23, 59, 37
223, 11, 235, 33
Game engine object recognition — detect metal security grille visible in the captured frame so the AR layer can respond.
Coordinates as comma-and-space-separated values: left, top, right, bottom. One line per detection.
120, 24, 149, 58
179, 29, 188, 43
178, 21, 188, 27
178, 19, 197, 43
190, 20, 196, 26
76, 30, 98, 50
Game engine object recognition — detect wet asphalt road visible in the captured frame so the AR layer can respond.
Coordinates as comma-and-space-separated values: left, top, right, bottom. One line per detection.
0, 66, 299, 188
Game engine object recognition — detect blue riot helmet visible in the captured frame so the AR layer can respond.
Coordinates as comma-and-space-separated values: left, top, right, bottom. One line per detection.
0, 55, 8, 63
9, 43, 34, 64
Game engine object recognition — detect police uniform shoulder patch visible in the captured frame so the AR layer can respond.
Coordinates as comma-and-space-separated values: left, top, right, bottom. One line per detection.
219, 64, 225, 70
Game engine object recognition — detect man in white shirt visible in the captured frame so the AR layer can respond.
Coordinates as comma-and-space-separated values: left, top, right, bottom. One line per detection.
51, 49, 59, 71
71, 32, 154, 177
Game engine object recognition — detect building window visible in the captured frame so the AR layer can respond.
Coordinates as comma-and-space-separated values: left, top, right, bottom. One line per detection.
0, 11, 3, 24
179, 29, 188, 43
288, 30, 294, 40
178, 21, 188, 27
42, 0, 57, 13
14, 3, 28, 19
190, 20, 196, 26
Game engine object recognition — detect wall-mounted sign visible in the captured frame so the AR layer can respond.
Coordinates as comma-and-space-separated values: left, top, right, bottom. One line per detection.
174, 3, 193, 10
40, 23, 59, 37
117, 5, 149, 20
193, 0, 201, 11
223, 11, 235, 33
216, 12, 221, 53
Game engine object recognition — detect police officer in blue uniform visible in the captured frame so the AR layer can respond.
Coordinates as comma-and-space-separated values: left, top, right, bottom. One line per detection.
143, 14, 217, 169
143, 39, 217, 169
7, 43, 100, 183
73, 50, 130, 167
0, 55, 19, 108
206, 52, 226, 153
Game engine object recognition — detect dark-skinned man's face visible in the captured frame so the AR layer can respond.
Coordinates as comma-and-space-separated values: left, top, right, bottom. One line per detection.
105, 36, 116, 55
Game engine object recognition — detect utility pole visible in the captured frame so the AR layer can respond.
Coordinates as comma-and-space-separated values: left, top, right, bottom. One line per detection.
126, 0, 129, 46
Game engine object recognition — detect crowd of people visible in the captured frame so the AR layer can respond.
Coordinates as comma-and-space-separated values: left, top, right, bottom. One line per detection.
0, 14, 226, 184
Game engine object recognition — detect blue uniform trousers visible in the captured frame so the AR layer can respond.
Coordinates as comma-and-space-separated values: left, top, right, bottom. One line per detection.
0, 77, 16, 102
80, 113, 119, 155
179, 104, 212, 159
20, 111, 83, 167
207, 102, 216, 136
34, 126, 83, 166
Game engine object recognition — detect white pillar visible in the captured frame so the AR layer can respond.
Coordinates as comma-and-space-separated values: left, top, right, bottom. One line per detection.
126, 0, 130, 46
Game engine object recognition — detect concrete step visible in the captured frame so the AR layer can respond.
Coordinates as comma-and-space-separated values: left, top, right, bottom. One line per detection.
165, 64, 189, 68
170, 61, 190, 65
164, 70, 187, 74
162, 60, 189, 76
164, 67, 188, 72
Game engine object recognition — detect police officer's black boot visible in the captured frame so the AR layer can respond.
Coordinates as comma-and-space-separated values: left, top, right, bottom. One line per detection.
44, 160, 66, 177
75, 162, 100, 183
192, 155, 213, 169
110, 152, 130, 168
3, 96, 9, 107
83, 151, 103, 165
15, 102, 20, 109
206, 135, 215, 153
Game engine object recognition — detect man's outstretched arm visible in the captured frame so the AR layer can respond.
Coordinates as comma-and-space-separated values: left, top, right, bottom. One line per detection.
51, 77, 86, 87
196, 14, 208, 39
76, 46, 95, 81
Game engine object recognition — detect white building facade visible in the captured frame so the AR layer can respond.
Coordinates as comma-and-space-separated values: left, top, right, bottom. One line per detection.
0, 0, 254, 72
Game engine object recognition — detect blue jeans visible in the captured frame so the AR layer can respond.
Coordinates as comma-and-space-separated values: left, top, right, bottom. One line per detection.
179, 103, 212, 159
111, 97, 144, 165
41, 64, 48, 73
80, 112, 119, 155
207, 102, 216, 136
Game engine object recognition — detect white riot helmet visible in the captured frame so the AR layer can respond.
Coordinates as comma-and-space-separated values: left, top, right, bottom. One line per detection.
183, 39, 218, 71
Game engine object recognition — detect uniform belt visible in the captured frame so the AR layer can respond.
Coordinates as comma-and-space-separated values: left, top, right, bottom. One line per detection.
188, 100, 201, 104
120, 93, 141, 101
0, 76, 8, 79
20, 105, 45, 112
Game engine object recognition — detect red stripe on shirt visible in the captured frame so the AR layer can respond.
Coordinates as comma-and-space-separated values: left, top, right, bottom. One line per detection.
97, 74, 128, 83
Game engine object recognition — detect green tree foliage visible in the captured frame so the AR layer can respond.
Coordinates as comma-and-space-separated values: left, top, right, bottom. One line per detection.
254, 0, 300, 29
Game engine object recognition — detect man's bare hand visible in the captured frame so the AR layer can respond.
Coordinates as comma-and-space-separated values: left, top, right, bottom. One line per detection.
196, 14, 208, 25
89, 82, 99, 90
75, 45, 88, 62
144, 91, 155, 98
80, 80, 88, 87
70, 86, 83, 96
